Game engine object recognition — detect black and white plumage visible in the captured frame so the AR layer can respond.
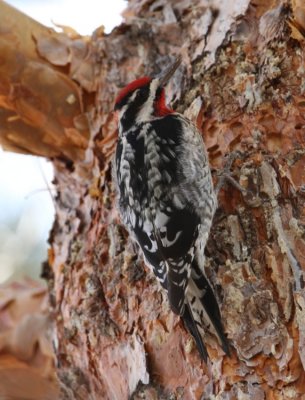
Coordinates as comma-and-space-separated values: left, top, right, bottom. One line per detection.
114, 57, 229, 360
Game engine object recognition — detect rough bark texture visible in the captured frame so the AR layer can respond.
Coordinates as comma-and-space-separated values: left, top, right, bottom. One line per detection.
1, 0, 305, 399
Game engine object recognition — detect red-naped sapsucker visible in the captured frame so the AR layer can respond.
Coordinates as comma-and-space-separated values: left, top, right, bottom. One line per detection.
114, 57, 230, 361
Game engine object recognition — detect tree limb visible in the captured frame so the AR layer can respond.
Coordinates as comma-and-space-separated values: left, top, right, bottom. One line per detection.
0, 0, 89, 160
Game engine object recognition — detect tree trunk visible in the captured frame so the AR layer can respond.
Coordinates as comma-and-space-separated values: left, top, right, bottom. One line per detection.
1, 0, 305, 398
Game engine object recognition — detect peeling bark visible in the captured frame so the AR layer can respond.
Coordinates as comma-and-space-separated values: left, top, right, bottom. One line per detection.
0, 1, 89, 160
1, 0, 305, 399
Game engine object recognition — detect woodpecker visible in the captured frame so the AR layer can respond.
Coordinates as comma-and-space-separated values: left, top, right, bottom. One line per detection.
114, 56, 230, 360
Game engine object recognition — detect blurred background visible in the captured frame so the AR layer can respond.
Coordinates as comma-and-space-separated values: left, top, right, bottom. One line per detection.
0, 0, 125, 283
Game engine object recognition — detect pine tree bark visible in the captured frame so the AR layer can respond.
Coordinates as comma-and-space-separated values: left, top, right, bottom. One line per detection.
1, 0, 305, 398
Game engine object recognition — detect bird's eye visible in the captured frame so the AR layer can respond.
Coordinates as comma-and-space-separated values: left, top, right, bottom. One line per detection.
135, 89, 143, 99
129, 89, 140, 102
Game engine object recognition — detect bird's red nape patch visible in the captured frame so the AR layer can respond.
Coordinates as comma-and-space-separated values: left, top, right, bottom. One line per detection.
115, 76, 151, 106
154, 88, 174, 116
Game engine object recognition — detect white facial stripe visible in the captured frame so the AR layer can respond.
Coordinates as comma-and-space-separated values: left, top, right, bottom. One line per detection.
119, 90, 139, 120
136, 79, 159, 123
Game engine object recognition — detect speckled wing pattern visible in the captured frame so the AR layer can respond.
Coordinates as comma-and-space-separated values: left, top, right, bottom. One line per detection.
115, 113, 229, 359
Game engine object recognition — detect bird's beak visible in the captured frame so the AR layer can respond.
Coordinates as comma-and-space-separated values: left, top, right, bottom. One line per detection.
158, 55, 182, 87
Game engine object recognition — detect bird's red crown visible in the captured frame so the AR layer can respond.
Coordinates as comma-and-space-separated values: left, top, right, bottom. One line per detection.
115, 76, 174, 116
115, 77, 151, 107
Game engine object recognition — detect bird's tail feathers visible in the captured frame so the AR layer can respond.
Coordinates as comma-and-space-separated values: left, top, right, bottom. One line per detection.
183, 260, 230, 358
182, 302, 208, 361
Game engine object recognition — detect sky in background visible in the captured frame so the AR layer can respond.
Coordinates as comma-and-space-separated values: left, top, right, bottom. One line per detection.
6, 0, 125, 34
0, 0, 125, 283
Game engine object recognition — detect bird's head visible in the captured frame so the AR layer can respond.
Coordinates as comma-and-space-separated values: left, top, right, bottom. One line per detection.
114, 56, 181, 129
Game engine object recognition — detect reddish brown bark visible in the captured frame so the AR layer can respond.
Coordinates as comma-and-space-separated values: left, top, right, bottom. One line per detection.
0, 279, 59, 399
1, 0, 305, 398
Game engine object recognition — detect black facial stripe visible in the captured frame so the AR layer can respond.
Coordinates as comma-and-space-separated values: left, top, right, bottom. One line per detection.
155, 87, 162, 100
115, 91, 134, 110
120, 85, 150, 130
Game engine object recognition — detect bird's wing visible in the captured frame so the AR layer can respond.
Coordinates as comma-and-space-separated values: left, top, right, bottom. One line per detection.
152, 207, 200, 315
